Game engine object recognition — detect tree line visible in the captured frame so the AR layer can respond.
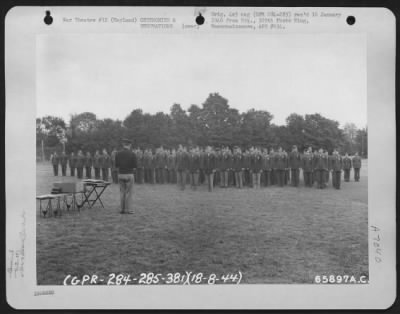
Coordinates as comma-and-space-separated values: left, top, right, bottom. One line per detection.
36, 93, 367, 160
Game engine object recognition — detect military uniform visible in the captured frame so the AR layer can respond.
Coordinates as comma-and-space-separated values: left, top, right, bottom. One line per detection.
189, 150, 200, 189
115, 143, 137, 214
220, 150, 232, 188
93, 152, 101, 179
175, 149, 189, 190
167, 151, 176, 184
69, 153, 76, 176
262, 152, 272, 186
143, 150, 153, 183
352, 155, 362, 182
111, 149, 119, 184
101, 151, 111, 181
289, 149, 301, 187
85, 152, 92, 179
283, 151, 290, 185
51, 152, 60, 176
135, 150, 145, 184
60, 152, 68, 176
155, 150, 164, 184
204, 150, 217, 192
324, 152, 330, 184
342, 155, 352, 182
330, 153, 343, 189
233, 151, 244, 188
302, 152, 314, 187
275, 152, 287, 187
313, 152, 329, 189
76, 152, 85, 179
250, 150, 263, 188
243, 151, 251, 186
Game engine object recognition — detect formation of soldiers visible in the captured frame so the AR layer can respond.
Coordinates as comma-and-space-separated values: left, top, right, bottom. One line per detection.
49, 145, 362, 191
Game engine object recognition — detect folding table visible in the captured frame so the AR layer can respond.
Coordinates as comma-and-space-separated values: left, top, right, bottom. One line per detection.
81, 180, 111, 208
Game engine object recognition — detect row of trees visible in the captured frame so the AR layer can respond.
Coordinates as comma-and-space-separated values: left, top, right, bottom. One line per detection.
37, 93, 368, 160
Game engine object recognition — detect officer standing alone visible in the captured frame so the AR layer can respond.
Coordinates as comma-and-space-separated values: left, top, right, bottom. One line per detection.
115, 139, 137, 214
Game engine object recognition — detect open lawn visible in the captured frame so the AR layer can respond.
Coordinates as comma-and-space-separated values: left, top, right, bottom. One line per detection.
36, 161, 368, 285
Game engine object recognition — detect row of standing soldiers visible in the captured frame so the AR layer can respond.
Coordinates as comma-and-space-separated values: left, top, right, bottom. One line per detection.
50, 145, 362, 191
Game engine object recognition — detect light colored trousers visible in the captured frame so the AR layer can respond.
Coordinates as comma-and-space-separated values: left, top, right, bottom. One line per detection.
118, 174, 134, 212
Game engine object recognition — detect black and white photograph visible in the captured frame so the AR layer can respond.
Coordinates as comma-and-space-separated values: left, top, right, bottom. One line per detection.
5, 6, 396, 309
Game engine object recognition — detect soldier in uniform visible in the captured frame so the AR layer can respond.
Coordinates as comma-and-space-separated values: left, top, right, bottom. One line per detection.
307, 147, 315, 185
275, 147, 286, 187
242, 149, 251, 187
50, 151, 60, 176
283, 150, 290, 185
111, 148, 119, 184
302, 149, 314, 187
69, 152, 76, 176
93, 150, 101, 180
101, 148, 111, 181
269, 148, 276, 185
262, 148, 271, 187
250, 147, 263, 188
313, 148, 329, 189
220, 147, 232, 188
189, 147, 200, 190
342, 153, 352, 182
84, 151, 92, 179
352, 152, 362, 182
204, 146, 217, 192
176, 145, 189, 190
60, 151, 68, 176
330, 149, 343, 189
135, 148, 145, 184
155, 147, 163, 184
75, 150, 85, 179
167, 149, 176, 184
233, 147, 244, 188
198, 147, 205, 185
289, 145, 301, 187
115, 138, 137, 214
150, 149, 157, 184
324, 150, 330, 184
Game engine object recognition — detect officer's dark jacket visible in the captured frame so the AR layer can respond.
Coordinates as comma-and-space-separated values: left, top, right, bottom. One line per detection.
262, 154, 271, 170
203, 152, 217, 173
330, 155, 342, 171
189, 153, 200, 172
69, 154, 77, 168
250, 153, 263, 171
175, 151, 189, 171
84, 155, 92, 167
302, 153, 313, 172
243, 153, 251, 169
75, 154, 85, 168
233, 153, 243, 171
220, 153, 232, 171
275, 153, 287, 170
313, 153, 328, 170
115, 149, 137, 174
143, 153, 152, 168
289, 152, 302, 169
60, 153, 68, 165
352, 156, 361, 168
167, 154, 176, 170
93, 154, 101, 168
51, 154, 60, 165
342, 157, 352, 169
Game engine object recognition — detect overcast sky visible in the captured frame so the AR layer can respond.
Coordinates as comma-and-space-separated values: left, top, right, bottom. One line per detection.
37, 33, 366, 128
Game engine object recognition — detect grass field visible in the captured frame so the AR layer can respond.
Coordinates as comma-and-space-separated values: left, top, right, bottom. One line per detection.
36, 161, 368, 285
